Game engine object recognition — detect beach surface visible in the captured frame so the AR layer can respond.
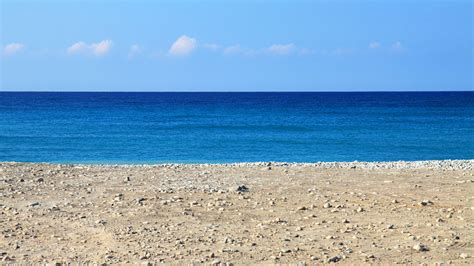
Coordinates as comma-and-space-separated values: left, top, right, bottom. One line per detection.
1, 160, 473, 264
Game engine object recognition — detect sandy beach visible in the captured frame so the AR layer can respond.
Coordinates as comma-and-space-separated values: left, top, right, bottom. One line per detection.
1, 160, 473, 264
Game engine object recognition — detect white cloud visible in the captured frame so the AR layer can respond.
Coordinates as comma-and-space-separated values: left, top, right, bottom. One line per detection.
169, 35, 197, 56
91, 40, 112, 56
297, 48, 315, 55
392, 41, 402, 50
223, 44, 243, 55
128, 44, 141, 58
3, 43, 25, 56
222, 44, 259, 56
266, 43, 295, 55
67, 40, 113, 56
67, 42, 87, 54
203, 43, 221, 51
369, 41, 380, 49
320, 48, 354, 56
221, 43, 313, 57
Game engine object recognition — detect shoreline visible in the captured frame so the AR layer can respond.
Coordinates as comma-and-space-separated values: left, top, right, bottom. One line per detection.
2, 159, 473, 170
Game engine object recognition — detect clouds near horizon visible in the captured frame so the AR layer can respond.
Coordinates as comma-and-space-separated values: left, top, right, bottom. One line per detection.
265, 43, 296, 55
3, 43, 25, 56
2, 38, 406, 59
67, 40, 113, 56
128, 44, 141, 58
169, 35, 196, 56
369, 42, 380, 49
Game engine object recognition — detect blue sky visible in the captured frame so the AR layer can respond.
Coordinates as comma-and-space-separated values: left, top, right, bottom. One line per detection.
1, 0, 472, 91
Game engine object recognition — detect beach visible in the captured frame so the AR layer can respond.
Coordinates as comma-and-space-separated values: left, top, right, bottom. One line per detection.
0, 160, 473, 264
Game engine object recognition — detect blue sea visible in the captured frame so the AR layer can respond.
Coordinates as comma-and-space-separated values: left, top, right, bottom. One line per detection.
0, 92, 473, 163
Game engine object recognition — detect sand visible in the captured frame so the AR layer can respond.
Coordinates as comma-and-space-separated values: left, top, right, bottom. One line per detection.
0, 160, 473, 264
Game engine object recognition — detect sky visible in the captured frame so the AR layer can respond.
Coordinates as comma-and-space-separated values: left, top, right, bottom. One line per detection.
1, 0, 473, 91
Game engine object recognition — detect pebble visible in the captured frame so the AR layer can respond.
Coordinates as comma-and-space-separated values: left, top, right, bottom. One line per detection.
323, 203, 332, 208
235, 185, 249, 193
419, 200, 433, 206
328, 255, 342, 263
28, 202, 40, 207
95, 219, 107, 225
413, 243, 429, 252
281, 248, 291, 253
136, 197, 145, 205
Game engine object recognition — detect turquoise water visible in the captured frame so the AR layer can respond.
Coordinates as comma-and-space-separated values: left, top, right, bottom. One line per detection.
0, 92, 473, 163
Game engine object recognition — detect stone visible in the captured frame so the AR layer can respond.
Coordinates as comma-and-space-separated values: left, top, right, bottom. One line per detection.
95, 219, 107, 225
235, 185, 249, 193
136, 197, 145, 204
28, 202, 40, 207
323, 203, 332, 208
413, 243, 429, 252
328, 255, 342, 263
419, 200, 433, 206
281, 248, 291, 253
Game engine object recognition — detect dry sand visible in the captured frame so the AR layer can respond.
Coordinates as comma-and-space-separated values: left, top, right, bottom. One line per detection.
1, 160, 473, 264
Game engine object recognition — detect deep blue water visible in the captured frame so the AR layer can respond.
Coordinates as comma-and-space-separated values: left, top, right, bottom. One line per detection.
0, 92, 473, 163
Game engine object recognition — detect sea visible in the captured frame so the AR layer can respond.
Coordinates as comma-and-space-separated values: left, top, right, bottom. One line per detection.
0, 92, 473, 163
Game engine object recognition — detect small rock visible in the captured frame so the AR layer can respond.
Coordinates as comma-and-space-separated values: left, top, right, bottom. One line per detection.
419, 200, 433, 206
328, 255, 342, 263
95, 219, 107, 225
136, 197, 145, 205
281, 248, 291, 253
235, 185, 249, 193
413, 243, 429, 252
28, 202, 40, 207
323, 203, 332, 208
460, 253, 469, 259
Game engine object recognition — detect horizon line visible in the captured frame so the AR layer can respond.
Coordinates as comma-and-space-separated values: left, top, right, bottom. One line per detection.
1, 90, 472, 93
